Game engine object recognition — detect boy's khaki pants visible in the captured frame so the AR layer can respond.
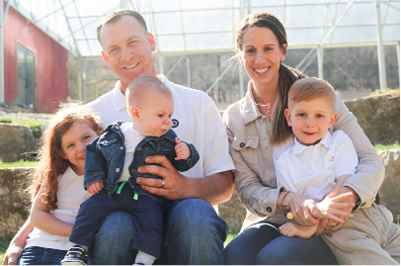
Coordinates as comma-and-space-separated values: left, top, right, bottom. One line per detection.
322, 203, 400, 265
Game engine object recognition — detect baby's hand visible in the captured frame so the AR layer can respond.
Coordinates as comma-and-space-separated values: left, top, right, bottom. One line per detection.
87, 181, 103, 195
175, 137, 190, 160
313, 187, 355, 222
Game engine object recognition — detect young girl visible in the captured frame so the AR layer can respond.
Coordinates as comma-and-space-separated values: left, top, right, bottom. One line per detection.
17, 103, 102, 265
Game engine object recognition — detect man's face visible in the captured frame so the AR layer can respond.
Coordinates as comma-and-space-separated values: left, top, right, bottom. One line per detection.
99, 15, 157, 91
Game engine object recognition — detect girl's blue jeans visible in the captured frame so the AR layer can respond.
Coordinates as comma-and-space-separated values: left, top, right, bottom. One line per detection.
17, 246, 67, 265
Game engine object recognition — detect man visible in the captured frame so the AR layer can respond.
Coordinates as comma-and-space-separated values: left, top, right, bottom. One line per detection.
3, 10, 235, 265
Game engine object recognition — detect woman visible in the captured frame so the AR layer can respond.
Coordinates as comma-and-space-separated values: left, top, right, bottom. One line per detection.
223, 12, 384, 264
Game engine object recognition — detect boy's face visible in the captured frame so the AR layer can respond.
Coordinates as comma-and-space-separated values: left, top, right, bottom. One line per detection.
285, 98, 337, 146
130, 93, 174, 137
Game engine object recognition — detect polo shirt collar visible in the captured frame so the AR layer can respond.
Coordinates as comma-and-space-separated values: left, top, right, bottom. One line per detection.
157, 74, 176, 97
292, 131, 333, 154
242, 81, 264, 125
111, 81, 127, 112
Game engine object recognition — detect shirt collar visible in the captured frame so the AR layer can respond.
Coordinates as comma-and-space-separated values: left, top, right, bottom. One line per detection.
110, 80, 127, 112
157, 74, 176, 98
242, 81, 265, 124
292, 131, 333, 154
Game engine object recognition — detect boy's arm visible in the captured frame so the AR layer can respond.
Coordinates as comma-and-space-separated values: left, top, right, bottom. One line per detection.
172, 140, 200, 172
83, 137, 108, 189
336, 174, 352, 188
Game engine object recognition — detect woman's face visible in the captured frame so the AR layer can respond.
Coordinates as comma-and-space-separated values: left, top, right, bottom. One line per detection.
238, 26, 286, 90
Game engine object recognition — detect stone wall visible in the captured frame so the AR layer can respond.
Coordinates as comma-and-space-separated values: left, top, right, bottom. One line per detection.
344, 96, 400, 145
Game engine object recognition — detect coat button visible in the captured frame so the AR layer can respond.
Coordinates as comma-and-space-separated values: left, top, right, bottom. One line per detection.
267, 207, 272, 213
115, 168, 120, 172
240, 142, 245, 148
120, 146, 124, 150
115, 126, 119, 129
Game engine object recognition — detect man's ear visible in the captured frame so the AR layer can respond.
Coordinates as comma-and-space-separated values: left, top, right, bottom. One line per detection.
148, 33, 157, 52
284, 108, 292, 127
328, 113, 338, 129
130, 106, 140, 121
101, 50, 110, 66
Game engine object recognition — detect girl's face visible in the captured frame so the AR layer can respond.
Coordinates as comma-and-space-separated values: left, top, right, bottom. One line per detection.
238, 26, 286, 90
60, 121, 99, 175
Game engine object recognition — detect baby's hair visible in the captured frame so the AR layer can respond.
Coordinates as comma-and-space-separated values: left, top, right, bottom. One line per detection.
126, 76, 173, 111
31, 102, 101, 211
288, 77, 337, 111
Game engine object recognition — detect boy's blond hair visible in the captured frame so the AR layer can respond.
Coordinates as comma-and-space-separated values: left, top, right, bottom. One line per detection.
126, 76, 173, 111
288, 77, 337, 111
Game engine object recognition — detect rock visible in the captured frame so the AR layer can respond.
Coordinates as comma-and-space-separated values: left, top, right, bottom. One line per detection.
218, 189, 246, 231
378, 149, 400, 221
0, 168, 34, 237
0, 123, 37, 162
344, 96, 400, 145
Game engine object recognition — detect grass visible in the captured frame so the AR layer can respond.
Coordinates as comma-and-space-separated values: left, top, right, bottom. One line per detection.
374, 141, 400, 151
0, 119, 47, 138
0, 236, 13, 264
0, 159, 38, 168
368, 88, 400, 98
225, 228, 240, 247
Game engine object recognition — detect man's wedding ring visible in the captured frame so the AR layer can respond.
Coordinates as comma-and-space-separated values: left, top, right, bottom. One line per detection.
301, 219, 306, 223
332, 222, 338, 228
160, 179, 165, 188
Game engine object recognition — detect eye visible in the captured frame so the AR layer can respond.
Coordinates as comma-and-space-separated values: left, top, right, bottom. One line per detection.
83, 135, 91, 140
67, 143, 74, 148
246, 48, 255, 53
129, 40, 136, 45
158, 114, 164, 118
264, 47, 273, 52
316, 114, 324, 118
298, 113, 306, 117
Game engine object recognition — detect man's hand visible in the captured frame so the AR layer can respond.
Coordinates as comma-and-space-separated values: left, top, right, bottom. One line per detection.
288, 194, 319, 226
87, 181, 103, 195
174, 138, 190, 160
136, 155, 192, 201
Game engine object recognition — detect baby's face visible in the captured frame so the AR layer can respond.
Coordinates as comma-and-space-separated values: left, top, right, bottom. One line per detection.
285, 98, 337, 146
133, 93, 174, 137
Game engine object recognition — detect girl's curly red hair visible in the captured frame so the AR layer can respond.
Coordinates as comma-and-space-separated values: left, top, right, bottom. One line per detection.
32, 103, 101, 211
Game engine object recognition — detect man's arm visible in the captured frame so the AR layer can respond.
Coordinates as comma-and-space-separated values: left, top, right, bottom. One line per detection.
2, 219, 33, 265
136, 155, 234, 206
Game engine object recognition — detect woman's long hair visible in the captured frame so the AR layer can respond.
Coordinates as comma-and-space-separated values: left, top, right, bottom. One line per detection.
31, 103, 101, 211
236, 12, 307, 144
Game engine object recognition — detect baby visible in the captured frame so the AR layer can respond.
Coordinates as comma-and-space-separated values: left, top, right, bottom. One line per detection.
62, 76, 199, 265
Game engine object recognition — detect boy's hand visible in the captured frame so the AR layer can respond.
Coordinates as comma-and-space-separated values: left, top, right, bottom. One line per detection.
87, 181, 103, 195
313, 187, 355, 222
175, 137, 190, 160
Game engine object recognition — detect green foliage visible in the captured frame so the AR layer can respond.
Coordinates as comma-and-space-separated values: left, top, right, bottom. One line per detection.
0, 118, 12, 123
0, 119, 46, 138
0, 235, 13, 264
224, 228, 240, 247
0, 159, 38, 168
374, 141, 400, 151
368, 89, 400, 98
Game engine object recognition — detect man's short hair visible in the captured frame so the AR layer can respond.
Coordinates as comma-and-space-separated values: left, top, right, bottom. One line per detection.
126, 76, 173, 110
288, 77, 337, 111
97, 9, 148, 45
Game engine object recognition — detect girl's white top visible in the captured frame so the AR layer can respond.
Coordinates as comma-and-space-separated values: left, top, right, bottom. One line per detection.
25, 166, 91, 251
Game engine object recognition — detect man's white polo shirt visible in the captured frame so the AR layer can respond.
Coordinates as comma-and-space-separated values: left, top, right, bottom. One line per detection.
87, 74, 235, 179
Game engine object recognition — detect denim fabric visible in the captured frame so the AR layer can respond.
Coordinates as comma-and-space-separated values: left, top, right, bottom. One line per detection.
70, 184, 163, 258
17, 246, 67, 265
84, 121, 199, 203
87, 199, 227, 265
224, 222, 338, 265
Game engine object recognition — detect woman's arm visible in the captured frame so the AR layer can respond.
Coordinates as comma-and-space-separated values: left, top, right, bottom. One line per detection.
30, 186, 73, 236
333, 97, 385, 207
2, 219, 33, 265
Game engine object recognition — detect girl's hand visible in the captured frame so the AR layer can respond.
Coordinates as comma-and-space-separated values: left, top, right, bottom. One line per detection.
87, 181, 103, 195
288, 193, 319, 226
314, 187, 355, 222
174, 138, 190, 160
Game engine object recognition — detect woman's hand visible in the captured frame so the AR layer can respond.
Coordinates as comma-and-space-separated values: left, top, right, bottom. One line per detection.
288, 193, 319, 226
3, 244, 23, 265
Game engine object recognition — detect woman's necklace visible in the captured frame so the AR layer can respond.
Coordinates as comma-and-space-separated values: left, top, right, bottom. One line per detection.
256, 101, 272, 117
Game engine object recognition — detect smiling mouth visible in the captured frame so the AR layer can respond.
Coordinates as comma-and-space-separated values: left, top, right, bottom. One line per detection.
79, 155, 86, 159
124, 62, 139, 69
303, 132, 316, 136
254, 67, 269, 73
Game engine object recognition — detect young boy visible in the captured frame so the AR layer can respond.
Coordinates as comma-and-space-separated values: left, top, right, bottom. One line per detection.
61, 76, 199, 265
275, 77, 400, 264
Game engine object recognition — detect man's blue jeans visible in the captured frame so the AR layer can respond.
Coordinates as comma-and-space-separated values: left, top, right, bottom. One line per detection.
17, 246, 67, 265
224, 222, 339, 265
88, 199, 227, 265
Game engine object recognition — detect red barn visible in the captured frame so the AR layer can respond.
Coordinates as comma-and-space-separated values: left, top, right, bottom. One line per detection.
2, 3, 68, 112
